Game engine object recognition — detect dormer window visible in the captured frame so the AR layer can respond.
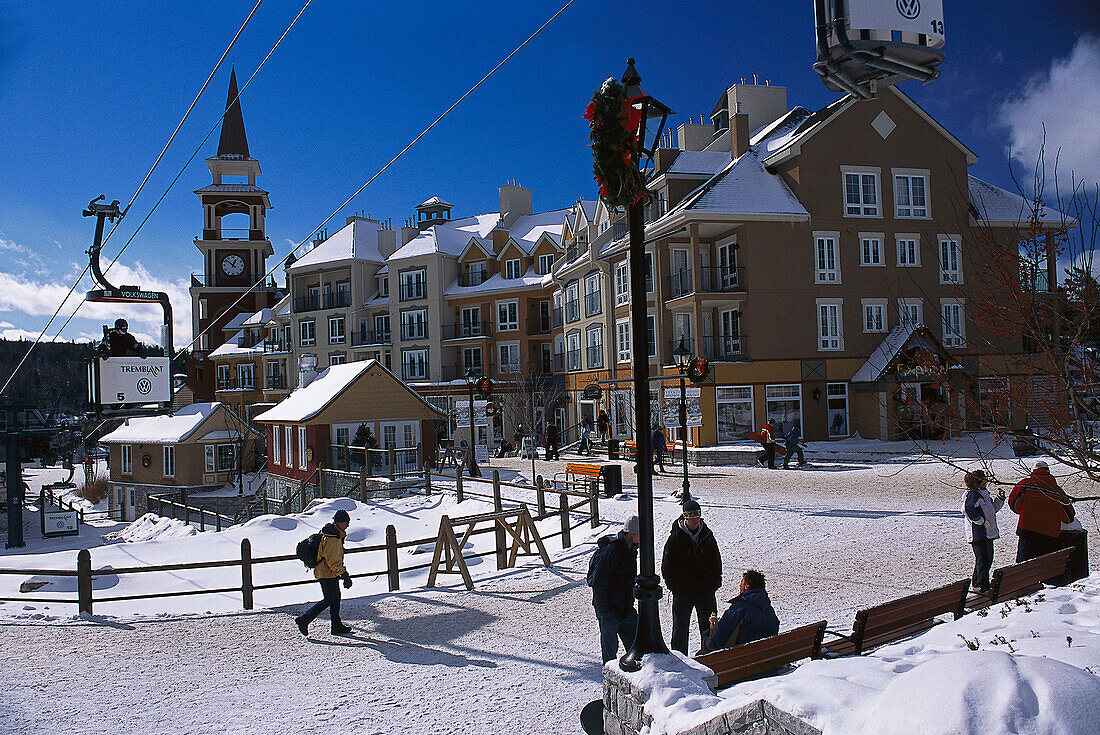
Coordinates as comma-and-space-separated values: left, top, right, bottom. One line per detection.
505, 259, 521, 279
379, 276, 388, 297
465, 261, 487, 286
538, 253, 554, 275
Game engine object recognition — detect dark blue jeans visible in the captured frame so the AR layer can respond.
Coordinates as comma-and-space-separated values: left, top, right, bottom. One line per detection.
783, 442, 805, 467
671, 593, 717, 655
971, 540, 994, 590
300, 577, 342, 627
596, 608, 638, 663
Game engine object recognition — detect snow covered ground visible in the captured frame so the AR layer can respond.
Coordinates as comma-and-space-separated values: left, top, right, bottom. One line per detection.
0, 443, 1097, 734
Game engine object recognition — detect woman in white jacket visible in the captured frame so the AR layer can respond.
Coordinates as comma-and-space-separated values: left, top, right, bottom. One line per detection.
963, 469, 1005, 593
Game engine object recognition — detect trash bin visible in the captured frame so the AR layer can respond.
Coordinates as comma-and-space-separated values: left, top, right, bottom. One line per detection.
1058, 529, 1089, 584
602, 463, 622, 498
608, 439, 620, 460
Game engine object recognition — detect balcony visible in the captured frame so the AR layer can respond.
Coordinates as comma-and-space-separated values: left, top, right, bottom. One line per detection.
702, 334, 747, 361
527, 315, 552, 335
236, 333, 265, 348
440, 363, 493, 382
216, 376, 257, 391
666, 337, 696, 364
586, 346, 604, 369
400, 325, 428, 341
262, 339, 291, 353
699, 266, 745, 292
265, 374, 287, 390
564, 299, 580, 323
457, 271, 489, 287
554, 349, 583, 372
584, 292, 602, 317
441, 321, 491, 340
399, 283, 425, 301
191, 273, 280, 291
552, 307, 563, 328
294, 291, 351, 313
200, 227, 264, 242
351, 328, 391, 346
668, 270, 693, 299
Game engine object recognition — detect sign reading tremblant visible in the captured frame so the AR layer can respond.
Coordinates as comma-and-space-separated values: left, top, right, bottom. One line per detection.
92, 356, 172, 404
845, 0, 944, 42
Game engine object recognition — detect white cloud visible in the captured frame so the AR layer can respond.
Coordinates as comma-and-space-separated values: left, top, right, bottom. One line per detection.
0, 321, 12, 328
998, 35, 1100, 193
0, 328, 74, 342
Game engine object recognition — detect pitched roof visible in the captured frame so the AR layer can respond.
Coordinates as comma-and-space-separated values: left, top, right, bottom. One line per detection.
967, 176, 1035, 225
670, 150, 809, 218
193, 184, 269, 194
216, 68, 249, 159
289, 219, 387, 270
388, 213, 501, 260
445, 266, 551, 296
666, 150, 733, 175
507, 209, 568, 253
850, 324, 960, 383
417, 196, 453, 210
100, 402, 223, 443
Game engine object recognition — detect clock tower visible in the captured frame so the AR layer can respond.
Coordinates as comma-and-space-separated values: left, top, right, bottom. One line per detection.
188, 69, 281, 398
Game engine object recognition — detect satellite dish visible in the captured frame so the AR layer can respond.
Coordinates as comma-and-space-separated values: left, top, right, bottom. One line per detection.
813, 0, 945, 98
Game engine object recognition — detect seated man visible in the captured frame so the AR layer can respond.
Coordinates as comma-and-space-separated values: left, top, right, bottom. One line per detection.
703, 569, 779, 653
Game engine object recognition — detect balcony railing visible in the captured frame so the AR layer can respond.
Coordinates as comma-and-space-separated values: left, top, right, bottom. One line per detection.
400, 325, 428, 341
560, 349, 581, 371
552, 307, 563, 328
699, 266, 745, 292
351, 329, 390, 346
668, 270, 693, 299
441, 321, 491, 340
666, 337, 696, 364
564, 299, 580, 323
265, 374, 287, 390
584, 292, 602, 317
527, 315, 552, 335
236, 333, 265, 348
586, 346, 604, 369
294, 291, 351, 313
457, 271, 489, 287
216, 376, 257, 391
399, 282, 425, 301
702, 334, 747, 361
262, 339, 291, 353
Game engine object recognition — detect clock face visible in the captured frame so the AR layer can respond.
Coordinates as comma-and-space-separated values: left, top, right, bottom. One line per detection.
221, 254, 245, 276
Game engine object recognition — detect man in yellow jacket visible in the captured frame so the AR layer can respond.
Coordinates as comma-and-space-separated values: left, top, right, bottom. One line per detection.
295, 509, 353, 636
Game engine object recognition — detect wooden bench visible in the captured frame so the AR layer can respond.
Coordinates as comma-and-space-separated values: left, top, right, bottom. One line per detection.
621, 440, 637, 461
554, 463, 602, 495
694, 621, 827, 690
824, 579, 970, 656
966, 548, 1074, 610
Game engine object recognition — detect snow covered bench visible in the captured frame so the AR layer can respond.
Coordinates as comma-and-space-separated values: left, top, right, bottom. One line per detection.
966, 547, 1074, 610
694, 620, 827, 690
824, 578, 970, 656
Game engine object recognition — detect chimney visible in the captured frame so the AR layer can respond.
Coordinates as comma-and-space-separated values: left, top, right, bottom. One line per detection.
677, 122, 715, 152
298, 353, 318, 389
499, 182, 532, 229
377, 228, 397, 258
731, 113, 750, 159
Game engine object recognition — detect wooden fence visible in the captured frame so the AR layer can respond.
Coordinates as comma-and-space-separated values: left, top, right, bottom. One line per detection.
0, 470, 598, 614
148, 492, 237, 533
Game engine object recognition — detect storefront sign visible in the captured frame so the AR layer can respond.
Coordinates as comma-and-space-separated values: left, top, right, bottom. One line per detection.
662, 386, 702, 428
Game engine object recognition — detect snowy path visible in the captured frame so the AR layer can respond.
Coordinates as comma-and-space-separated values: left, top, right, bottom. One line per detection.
1, 454, 1097, 734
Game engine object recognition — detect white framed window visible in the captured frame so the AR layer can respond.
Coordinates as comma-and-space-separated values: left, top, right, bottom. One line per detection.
216, 363, 230, 389
460, 306, 482, 337
284, 426, 293, 467
939, 236, 962, 283
814, 232, 840, 283
616, 320, 631, 362
615, 262, 629, 305
566, 331, 581, 370
498, 342, 520, 373
859, 233, 884, 266
861, 298, 888, 333
272, 426, 281, 466
283, 324, 292, 348
716, 386, 754, 443
217, 444, 236, 472
898, 298, 923, 327
842, 167, 880, 217
205, 444, 215, 473
893, 169, 929, 218
941, 298, 965, 347
299, 319, 315, 347
496, 300, 519, 331
461, 346, 482, 371
402, 349, 428, 380
399, 268, 426, 300
378, 276, 388, 297
329, 353, 346, 365
817, 298, 843, 351
401, 309, 427, 340
586, 326, 604, 369
237, 362, 254, 389
765, 384, 803, 437
298, 427, 308, 470
896, 234, 920, 266
120, 445, 132, 475
198, 299, 208, 320
328, 315, 345, 344
538, 253, 554, 275
645, 252, 655, 293
505, 259, 522, 279
374, 313, 390, 341
584, 273, 602, 317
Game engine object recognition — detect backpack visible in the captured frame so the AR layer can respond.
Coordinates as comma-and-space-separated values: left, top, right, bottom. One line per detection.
586, 535, 616, 587
296, 533, 322, 569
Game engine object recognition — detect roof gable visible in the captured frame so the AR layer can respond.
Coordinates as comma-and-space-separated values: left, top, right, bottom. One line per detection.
851, 324, 961, 383
99, 402, 234, 444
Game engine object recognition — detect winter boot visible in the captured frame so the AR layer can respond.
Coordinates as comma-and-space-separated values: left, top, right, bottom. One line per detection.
294, 617, 309, 636
331, 622, 353, 635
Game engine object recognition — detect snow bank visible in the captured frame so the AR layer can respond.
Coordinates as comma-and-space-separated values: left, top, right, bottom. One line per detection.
104, 513, 199, 543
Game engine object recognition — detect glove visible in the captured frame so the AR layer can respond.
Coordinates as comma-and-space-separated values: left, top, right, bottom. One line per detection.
341, 573, 352, 589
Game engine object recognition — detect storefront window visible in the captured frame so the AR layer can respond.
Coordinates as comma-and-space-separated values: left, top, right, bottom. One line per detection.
827, 383, 849, 437
765, 384, 802, 437
716, 386, 753, 444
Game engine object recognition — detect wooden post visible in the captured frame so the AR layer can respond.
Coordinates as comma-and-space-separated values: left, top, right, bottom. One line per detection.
388, 448, 396, 479
216, 513, 222, 532
456, 464, 464, 503
493, 471, 506, 569
386, 524, 399, 591
241, 538, 254, 610
77, 549, 92, 615
199, 508, 205, 532
536, 475, 545, 517
423, 468, 432, 496
590, 482, 600, 529
559, 490, 571, 548
184, 503, 190, 527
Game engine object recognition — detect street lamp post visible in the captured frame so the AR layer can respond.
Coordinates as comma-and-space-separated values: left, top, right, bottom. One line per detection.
463, 368, 482, 477
618, 58, 673, 673
672, 336, 693, 504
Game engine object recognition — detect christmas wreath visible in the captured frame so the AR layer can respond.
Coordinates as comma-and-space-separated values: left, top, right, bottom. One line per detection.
584, 77, 645, 209
687, 356, 710, 384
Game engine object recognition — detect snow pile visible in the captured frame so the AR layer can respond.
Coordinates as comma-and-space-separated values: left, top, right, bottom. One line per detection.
104, 513, 199, 543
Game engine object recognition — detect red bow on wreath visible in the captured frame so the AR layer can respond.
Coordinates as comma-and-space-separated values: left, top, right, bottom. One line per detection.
687, 357, 710, 384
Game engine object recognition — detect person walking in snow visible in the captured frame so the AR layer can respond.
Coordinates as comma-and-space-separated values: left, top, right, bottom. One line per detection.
597, 409, 610, 443
580, 415, 594, 455
962, 469, 1004, 594
545, 423, 560, 461
651, 427, 667, 473
760, 420, 777, 470
703, 570, 780, 653
661, 499, 722, 655
588, 515, 640, 663
295, 509, 354, 636
782, 424, 805, 469
1008, 460, 1075, 563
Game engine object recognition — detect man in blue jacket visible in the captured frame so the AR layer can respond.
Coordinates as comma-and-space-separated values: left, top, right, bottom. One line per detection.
588, 515, 640, 663
705, 570, 779, 652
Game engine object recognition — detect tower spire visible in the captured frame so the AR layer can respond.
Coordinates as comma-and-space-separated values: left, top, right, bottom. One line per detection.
217, 68, 250, 158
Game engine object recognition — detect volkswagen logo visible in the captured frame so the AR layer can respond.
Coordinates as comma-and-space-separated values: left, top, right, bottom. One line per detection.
136, 377, 152, 395
897, 0, 920, 19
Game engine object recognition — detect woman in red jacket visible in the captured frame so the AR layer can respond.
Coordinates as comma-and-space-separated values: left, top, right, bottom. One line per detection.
1008, 460, 1074, 563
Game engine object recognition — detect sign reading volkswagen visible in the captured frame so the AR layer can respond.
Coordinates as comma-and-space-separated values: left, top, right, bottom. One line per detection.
92, 356, 172, 405
845, 0, 944, 43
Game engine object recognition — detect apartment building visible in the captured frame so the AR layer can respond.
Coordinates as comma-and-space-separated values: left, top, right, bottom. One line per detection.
208, 295, 292, 422
552, 79, 1050, 445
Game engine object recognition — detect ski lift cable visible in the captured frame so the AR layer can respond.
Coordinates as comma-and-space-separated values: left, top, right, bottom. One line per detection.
175, 0, 579, 360
49, 0, 314, 343
0, 0, 269, 399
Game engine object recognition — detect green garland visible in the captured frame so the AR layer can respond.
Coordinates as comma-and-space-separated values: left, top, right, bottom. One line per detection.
584, 77, 645, 209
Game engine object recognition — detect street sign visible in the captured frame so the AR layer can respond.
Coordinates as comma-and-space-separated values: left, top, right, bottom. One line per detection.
42, 510, 79, 538
475, 445, 489, 463
583, 384, 602, 399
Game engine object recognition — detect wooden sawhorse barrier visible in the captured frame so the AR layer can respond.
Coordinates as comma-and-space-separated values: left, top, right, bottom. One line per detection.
426, 505, 551, 591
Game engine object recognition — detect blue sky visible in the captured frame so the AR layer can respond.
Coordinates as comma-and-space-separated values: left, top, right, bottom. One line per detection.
0, 0, 1097, 347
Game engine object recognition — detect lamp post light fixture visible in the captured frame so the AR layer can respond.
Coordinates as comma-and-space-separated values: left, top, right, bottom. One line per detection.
671, 336, 693, 505
619, 57, 674, 673
463, 368, 482, 477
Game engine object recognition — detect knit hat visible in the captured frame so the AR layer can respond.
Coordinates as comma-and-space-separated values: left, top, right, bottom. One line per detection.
623, 515, 640, 534
1035, 460, 1049, 470
333, 509, 351, 523
681, 499, 702, 519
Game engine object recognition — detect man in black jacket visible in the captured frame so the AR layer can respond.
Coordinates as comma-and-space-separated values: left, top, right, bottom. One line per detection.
661, 499, 722, 655
589, 515, 640, 663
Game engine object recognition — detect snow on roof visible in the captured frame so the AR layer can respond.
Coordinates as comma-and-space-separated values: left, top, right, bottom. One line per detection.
968, 176, 1034, 225
507, 209, 568, 253
750, 105, 823, 157
445, 266, 551, 297
851, 324, 919, 383
221, 312, 251, 332
100, 402, 221, 444
209, 330, 272, 358
289, 219, 386, 270
388, 213, 501, 260
273, 295, 291, 319
254, 362, 373, 423
666, 151, 732, 175
672, 150, 809, 218
417, 196, 453, 210
242, 307, 273, 327
193, 183, 269, 194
